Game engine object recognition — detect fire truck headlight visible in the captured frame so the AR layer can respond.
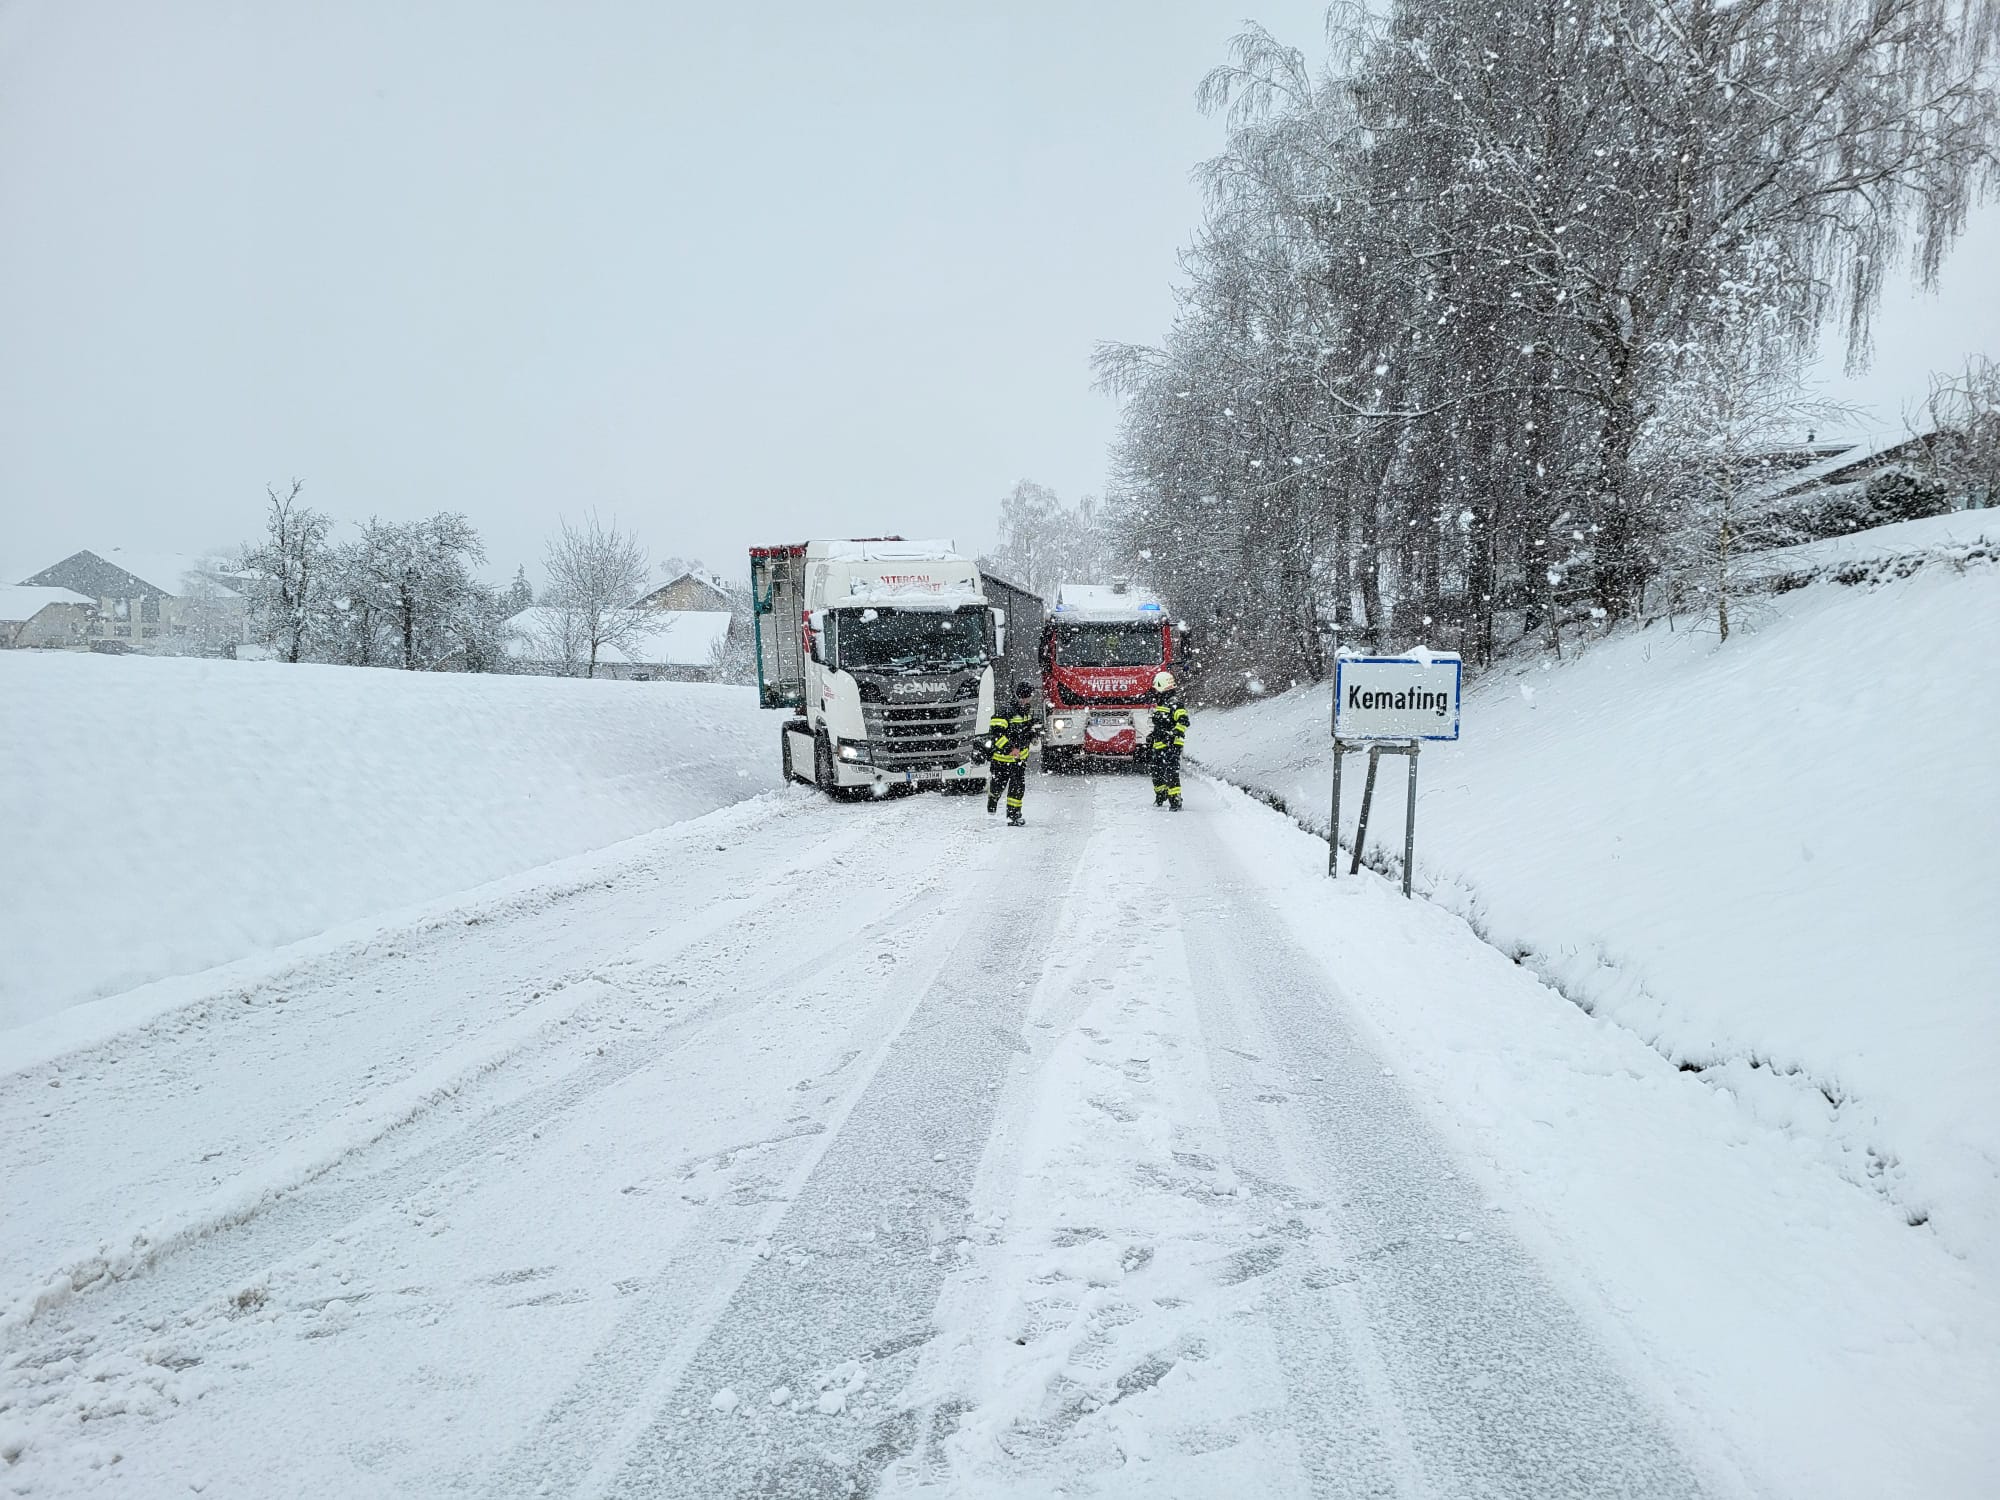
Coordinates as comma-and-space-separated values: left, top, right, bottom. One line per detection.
1051, 717, 1070, 733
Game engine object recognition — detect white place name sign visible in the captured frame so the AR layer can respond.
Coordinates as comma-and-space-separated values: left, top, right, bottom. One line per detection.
1333, 653, 1462, 741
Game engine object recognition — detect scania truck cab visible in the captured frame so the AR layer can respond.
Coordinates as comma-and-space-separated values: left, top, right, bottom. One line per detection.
1038, 581, 1175, 771
752, 539, 997, 798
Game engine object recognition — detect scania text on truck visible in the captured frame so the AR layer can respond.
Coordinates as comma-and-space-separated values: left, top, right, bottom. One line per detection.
1038, 581, 1175, 772
752, 539, 998, 799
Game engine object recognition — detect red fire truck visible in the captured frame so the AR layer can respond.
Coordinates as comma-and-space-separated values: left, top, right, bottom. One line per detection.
1038, 582, 1176, 772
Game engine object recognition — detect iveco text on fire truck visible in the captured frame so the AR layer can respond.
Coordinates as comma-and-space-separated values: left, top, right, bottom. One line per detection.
753, 539, 998, 799
1038, 581, 1176, 772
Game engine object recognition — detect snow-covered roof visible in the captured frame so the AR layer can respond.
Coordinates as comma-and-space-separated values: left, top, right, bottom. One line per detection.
21, 549, 247, 601
642, 571, 734, 603
1736, 433, 1934, 508
1052, 582, 1171, 622
97, 549, 248, 596
0, 584, 93, 622
504, 607, 731, 666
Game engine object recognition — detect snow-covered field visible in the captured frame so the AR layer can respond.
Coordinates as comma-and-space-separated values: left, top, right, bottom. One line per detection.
1194, 513, 2000, 1276
0, 654, 774, 1042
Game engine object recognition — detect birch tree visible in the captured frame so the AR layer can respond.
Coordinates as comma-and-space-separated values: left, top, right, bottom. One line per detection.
983, 481, 1114, 600
1095, 0, 1998, 690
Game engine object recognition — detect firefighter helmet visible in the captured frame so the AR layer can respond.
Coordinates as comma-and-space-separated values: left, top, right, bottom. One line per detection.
1014, 680, 1036, 698
1153, 670, 1177, 694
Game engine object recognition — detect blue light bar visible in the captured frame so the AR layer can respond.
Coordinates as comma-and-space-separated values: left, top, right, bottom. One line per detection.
1138, 603, 1162, 610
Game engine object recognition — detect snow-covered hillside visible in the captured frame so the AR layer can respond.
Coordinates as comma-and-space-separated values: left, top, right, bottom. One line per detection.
0, 655, 775, 1041
1196, 511, 2000, 1268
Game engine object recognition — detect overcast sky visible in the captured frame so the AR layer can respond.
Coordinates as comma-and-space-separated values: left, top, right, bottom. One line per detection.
2, 1, 1994, 591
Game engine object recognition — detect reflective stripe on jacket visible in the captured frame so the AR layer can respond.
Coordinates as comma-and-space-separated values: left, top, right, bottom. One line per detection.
990, 708, 1039, 763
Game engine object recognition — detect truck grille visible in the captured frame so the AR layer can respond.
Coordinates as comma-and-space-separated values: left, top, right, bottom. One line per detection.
863, 702, 980, 769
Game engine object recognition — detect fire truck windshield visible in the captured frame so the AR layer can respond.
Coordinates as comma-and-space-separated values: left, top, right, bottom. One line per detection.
835, 607, 987, 673
1054, 622, 1164, 669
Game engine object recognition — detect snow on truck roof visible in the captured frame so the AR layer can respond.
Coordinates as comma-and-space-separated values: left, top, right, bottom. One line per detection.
809, 542, 983, 609
1052, 582, 1170, 621
749, 539, 961, 563
814, 538, 960, 562
836, 581, 985, 610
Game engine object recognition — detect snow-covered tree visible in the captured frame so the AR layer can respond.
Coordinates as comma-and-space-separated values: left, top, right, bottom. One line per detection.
451, 581, 512, 673
341, 513, 489, 671
1095, 0, 1998, 676
238, 480, 334, 663
1645, 332, 1847, 641
541, 513, 649, 679
1917, 356, 2000, 509
982, 481, 1114, 601
505, 566, 534, 616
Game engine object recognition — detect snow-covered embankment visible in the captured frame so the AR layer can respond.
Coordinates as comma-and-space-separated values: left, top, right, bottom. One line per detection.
1195, 511, 2000, 1265
0, 654, 777, 1038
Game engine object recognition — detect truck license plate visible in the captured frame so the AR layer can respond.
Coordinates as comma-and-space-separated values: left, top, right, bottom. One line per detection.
1089, 713, 1128, 727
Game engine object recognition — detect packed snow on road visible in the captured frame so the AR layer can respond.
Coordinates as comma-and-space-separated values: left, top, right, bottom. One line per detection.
2, 524, 1996, 1500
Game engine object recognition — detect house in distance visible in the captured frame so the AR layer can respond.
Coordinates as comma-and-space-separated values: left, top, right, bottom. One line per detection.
9, 549, 250, 653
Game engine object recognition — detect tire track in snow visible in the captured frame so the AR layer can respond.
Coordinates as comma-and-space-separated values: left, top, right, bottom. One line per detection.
1, 791, 805, 1081
882, 778, 1342, 1497
496, 781, 1101, 1500
0, 794, 991, 1497
1169, 779, 1716, 1500
0, 794, 821, 1303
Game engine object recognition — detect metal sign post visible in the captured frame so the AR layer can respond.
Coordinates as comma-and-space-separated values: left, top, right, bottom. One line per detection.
1328, 653, 1461, 895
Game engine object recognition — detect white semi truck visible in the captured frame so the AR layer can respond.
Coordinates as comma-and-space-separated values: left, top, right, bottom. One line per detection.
751, 538, 999, 799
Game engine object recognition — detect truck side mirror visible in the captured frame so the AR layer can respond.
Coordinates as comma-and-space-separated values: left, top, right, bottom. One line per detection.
989, 607, 1006, 659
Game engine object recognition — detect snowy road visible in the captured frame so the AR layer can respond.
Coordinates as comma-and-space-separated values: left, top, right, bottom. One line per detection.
6, 773, 1980, 1496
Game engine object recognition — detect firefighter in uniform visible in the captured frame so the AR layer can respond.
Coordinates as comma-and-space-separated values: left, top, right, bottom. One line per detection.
986, 680, 1040, 826
1149, 670, 1189, 811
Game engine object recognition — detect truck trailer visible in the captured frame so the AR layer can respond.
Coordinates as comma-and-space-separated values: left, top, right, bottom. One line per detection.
752, 539, 997, 798
977, 570, 1045, 707
1039, 581, 1176, 772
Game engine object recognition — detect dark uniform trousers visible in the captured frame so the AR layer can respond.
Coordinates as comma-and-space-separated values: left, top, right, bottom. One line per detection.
1150, 701, 1189, 808
987, 707, 1038, 818
988, 757, 1028, 815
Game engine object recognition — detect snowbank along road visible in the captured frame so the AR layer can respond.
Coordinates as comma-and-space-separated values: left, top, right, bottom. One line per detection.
3, 775, 1993, 1497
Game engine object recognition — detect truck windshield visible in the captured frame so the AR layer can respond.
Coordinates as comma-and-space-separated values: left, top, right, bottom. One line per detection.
836, 607, 987, 672
1054, 622, 1164, 668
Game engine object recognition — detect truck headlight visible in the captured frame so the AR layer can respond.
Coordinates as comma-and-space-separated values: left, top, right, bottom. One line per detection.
1051, 717, 1070, 733
836, 741, 871, 763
